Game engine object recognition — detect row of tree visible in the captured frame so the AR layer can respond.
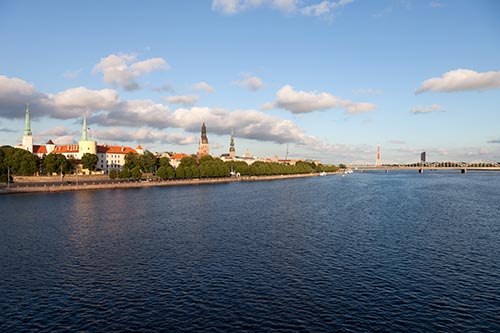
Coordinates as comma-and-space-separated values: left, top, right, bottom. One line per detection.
1, 145, 341, 183
116, 154, 340, 180
0, 146, 102, 182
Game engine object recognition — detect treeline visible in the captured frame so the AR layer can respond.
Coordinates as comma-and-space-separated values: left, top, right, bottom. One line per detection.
0, 145, 83, 182
116, 154, 339, 180
0, 145, 340, 183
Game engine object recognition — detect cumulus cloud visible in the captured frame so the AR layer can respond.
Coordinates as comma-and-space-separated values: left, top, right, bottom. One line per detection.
416, 69, 500, 94
0, 74, 343, 152
212, 0, 351, 16
89, 100, 170, 129
0, 75, 52, 119
262, 85, 376, 114
168, 107, 314, 145
165, 95, 200, 106
410, 104, 445, 115
49, 87, 123, 118
0, 127, 17, 133
192, 81, 215, 93
93, 128, 197, 145
233, 73, 264, 91
34, 126, 77, 145
93, 53, 170, 91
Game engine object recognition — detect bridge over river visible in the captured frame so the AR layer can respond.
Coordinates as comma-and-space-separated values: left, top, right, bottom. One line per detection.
351, 165, 500, 172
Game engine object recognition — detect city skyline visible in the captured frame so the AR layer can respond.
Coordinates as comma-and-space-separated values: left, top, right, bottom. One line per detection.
0, 1, 499, 164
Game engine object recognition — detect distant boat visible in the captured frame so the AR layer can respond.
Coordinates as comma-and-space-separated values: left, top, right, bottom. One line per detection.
319, 171, 326, 176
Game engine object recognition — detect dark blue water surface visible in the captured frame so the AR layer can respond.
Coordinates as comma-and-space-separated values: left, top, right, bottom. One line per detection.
1, 171, 499, 332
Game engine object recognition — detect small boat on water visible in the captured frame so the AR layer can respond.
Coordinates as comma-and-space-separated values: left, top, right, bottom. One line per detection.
319, 171, 326, 176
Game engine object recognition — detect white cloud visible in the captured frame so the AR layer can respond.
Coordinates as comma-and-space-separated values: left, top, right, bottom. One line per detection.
90, 100, 171, 129
0, 75, 47, 118
416, 69, 500, 94
301, 0, 353, 16
263, 85, 376, 114
233, 73, 264, 91
410, 104, 445, 115
212, 0, 351, 16
94, 127, 197, 145
165, 95, 200, 106
0, 74, 350, 155
93, 53, 169, 91
192, 81, 215, 93
49, 87, 122, 118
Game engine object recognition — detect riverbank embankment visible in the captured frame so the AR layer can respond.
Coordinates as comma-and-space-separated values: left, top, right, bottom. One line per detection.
0, 172, 335, 195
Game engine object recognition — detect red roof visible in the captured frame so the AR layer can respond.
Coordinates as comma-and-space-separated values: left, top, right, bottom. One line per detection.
97, 145, 138, 154
52, 144, 79, 153
171, 153, 191, 160
33, 145, 47, 154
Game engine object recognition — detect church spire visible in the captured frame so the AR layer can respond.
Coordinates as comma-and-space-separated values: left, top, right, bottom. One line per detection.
229, 129, 235, 159
81, 110, 88, 141
200, 122, 208, 144
24, 104, 32, 136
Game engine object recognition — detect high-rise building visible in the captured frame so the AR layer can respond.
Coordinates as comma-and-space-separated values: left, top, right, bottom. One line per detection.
375, 144, 382, 167
421, 152, 426, 163
197, 123, 210, 158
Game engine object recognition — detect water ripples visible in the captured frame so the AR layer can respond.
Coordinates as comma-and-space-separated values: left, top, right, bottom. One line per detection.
1, 172, 499, 331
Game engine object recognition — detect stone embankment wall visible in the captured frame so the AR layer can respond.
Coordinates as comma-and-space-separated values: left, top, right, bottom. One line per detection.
1, 173, 332, 195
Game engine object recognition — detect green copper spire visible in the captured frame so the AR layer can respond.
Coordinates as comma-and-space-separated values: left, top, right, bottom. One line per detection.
81, 110, 88, 141
24, 104, 32, 136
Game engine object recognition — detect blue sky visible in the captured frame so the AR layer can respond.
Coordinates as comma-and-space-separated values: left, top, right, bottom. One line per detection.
0, 0, 499, 164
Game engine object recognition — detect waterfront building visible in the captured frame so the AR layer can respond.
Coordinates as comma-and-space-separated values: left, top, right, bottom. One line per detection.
169, 153, 192, 168
18, 107, 142, 174
197, 123, 210, 158
421, 152, 426, 163
375, 144, 382, 167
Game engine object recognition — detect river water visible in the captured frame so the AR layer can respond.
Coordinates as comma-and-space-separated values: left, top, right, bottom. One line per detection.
1, 171, 499, 332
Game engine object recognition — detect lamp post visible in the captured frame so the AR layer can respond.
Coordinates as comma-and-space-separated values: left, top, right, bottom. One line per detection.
7, 166, 10, 189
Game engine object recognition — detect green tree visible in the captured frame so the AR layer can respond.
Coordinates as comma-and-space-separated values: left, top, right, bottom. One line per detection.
175, 167, 186, 179
156, 165, 169, 179
0, 146, 39, 176
131, 166, 142, 179
179, 156, 197, 168
124, 152, 140, 170
119, 168, 131, 179
109, 169, 118, 179
81, 153, 98, 172
43, 154, 69, 175
159, 157, 171, 168
142, 151, 157, 174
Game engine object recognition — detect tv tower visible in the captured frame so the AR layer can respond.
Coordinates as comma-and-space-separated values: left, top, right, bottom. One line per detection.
375, 144, 382, 167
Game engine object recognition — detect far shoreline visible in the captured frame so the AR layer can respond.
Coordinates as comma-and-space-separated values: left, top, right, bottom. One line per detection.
0, 172, 337, 195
